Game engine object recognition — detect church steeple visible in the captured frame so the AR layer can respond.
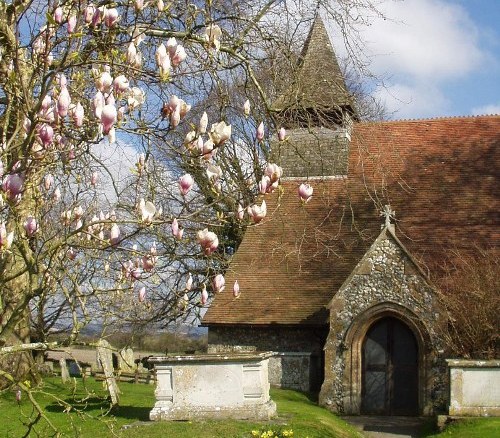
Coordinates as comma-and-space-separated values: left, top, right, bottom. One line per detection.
272, 14, 357, 129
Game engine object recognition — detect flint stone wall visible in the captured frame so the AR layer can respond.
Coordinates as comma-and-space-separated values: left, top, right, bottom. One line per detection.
207, 326, 328, 392
149, 353, 276, 421
320, 230, 447, 415
447, 359, 500, 416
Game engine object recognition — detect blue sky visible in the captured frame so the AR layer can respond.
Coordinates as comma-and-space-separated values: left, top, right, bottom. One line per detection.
330, 0, 500, 119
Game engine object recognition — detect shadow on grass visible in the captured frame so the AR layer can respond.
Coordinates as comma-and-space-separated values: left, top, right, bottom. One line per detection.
110, 405, 151, 421
44, 397, 151, 422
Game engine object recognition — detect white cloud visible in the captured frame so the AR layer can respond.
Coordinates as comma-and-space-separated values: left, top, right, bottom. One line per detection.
91, 138, 139, 203
374, 82, 449, 119
471, 104, 500, 116
362, 0, 486, 80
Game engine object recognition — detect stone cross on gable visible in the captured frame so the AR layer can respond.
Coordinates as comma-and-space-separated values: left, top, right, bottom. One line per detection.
380, 204, 395, 229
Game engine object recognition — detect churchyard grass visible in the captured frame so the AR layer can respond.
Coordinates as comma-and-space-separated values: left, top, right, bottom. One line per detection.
0, 377, 361, 437
424, 418, 500, 438
1, 377, 498, 437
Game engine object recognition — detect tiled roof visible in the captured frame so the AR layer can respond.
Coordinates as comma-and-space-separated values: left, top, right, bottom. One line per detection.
272, 15, 355, 115
202, 116, 500, 326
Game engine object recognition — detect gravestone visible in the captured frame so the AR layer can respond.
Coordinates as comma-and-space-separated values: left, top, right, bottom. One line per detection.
59, 358, 70, 383
96, 339, 120, 405
68, 360, 81, 377
118, 347, 135, 373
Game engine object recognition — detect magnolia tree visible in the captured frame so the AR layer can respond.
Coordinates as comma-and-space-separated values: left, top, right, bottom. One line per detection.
0, 0, 385, 394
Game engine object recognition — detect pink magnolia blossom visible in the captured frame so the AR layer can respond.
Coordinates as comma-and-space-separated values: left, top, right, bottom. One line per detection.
3, 173, 24, 201
142, 257, 155, 272
243, 99, 250, 116
256, 122, 265, 141
236, 203, 244, 221
101, 104, 117, 134
166, 38, 177, 58
202, 138, 214, 160
67, 15, 77, 34
127, 42, 137, 66
206, 164, 222, 180
70, 102, 84, 127
57, 86, 71, 117
61, 210, 72, 225
67, 247, 77, 260
264, 163, 283, 183
212, 274, 225, 293
24, 216, 38, 237
247, 200, 267, 223
96, 71, 113, 93
23, 117, 31, 134
53, 187, 61, 201
199, 112, 208, 134
137, 153, 146, 171
157, 0, 165, 11
38, 124, 54, 146
131, 266, 142, 281
84, 4, 96, 23
127, 87, 145, 110
53, 7, 63, 24
298, 183, 313, 203
135, 0, 144, 11
171, 45, 186, 66
171, 218, 183, 240
73, 205, 84, 220
209, 121, 231, 145
155, 43, 167, 64
197, 228, 219, 255
113, 75, 129, 94
107, 127, 116, 143
259, 175, 270, 194
138, 198, 156, 223
185, 273, 193, 291
91, 171, 98, 186
0, 223, 14, 251
138, 286, 146, 302
93, 91, 105, 118
278, 127, 287, 141
44, 174, 54, 191
170, 106, 181, 128
203, 24, 222, 51
110, 223, 120, 246
103, 7, 119, 27
201, 284, 208, 305
179, 173, 194, 196
233, 280, 240, 298
41, 94, 52, 110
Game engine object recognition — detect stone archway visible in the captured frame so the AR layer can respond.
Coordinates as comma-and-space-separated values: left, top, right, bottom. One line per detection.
341, 303, 433, 415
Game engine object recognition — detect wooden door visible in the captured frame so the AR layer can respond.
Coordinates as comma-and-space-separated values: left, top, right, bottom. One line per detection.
361, 317, 418, 415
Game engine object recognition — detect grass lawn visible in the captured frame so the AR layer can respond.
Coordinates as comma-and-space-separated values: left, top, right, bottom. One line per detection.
1, 377, 498, 437
0, 377, 361, 437
424, 418, 500, 438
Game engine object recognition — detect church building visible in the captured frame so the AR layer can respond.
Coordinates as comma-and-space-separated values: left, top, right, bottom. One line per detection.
202, 16, 499, 416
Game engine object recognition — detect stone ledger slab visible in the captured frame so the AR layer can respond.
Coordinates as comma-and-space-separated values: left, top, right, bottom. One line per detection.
149, 353, 276, 421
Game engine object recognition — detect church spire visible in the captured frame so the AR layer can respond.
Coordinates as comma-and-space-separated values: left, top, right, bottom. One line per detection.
272, 14, 357, 128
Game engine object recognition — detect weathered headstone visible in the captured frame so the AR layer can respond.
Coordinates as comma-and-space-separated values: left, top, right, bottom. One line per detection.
59, 358, 70, 383
96, 339, 120, 405
68, 360, 81, 377
118, 347, 135, 373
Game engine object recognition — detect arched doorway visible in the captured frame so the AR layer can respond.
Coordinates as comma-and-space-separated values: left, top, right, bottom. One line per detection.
361, 317, 418, 415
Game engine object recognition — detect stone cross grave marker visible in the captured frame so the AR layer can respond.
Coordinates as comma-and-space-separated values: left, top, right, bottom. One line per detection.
59, 358, 70, 383
97, 339, 120, 405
